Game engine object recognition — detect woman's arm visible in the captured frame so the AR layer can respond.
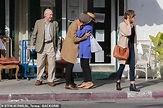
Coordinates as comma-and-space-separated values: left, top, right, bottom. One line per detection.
76, 25, 92, 38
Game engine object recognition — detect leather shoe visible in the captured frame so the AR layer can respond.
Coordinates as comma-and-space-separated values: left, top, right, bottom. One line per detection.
72, 83, 78, 88
65, 84, 78, 90
47, 82, 56, 86
35, 80, 42, 86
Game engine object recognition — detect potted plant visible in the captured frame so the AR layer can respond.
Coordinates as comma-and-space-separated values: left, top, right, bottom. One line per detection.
149, 32, 163, 79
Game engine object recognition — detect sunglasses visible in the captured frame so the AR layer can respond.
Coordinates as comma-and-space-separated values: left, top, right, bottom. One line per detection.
132, 14, 136, 18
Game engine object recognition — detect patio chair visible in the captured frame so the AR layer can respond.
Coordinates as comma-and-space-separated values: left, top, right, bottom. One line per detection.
0, 35, 20, 81
128, 40, 152, 81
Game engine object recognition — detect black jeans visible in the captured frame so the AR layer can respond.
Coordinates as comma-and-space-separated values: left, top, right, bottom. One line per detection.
116, 43, 135, 81
65, 62, 74, 85
80, 58, 92, 82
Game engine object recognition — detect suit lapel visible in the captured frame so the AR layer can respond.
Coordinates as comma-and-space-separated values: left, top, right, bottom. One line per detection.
41, 19, 45, 35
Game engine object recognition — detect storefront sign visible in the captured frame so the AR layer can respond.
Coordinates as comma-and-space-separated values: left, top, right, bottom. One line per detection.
40, 0, 55, 7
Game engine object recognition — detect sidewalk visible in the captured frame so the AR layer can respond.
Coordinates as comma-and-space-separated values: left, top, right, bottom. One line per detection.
0, 78, 163, 101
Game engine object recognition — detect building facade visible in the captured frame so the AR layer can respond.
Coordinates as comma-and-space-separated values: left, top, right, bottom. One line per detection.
1, 0, 163, 77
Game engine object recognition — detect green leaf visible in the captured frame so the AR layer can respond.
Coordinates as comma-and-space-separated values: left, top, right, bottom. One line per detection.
156, 32, 161, 38
149, 35, 159, 47
160, 39, 163, 44
160, 32, 163, 39
157, 46, 163, 54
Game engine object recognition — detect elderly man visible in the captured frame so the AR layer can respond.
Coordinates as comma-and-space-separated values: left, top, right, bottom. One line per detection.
30, 8, 59, 86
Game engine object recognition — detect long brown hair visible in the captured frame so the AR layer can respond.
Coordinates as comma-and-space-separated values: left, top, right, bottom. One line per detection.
123, 10, 135, 20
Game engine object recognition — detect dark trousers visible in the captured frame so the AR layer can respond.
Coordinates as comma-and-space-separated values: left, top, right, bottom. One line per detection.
116, 43, 135, 81
80, 58, 92, 82
65, 62, 74, 85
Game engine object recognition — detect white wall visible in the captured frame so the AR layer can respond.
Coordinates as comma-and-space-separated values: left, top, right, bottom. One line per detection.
127, 0, 163, 40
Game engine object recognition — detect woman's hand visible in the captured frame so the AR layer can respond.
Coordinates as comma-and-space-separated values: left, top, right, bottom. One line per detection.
124, 16, 130, 25
85, 32, 91, 38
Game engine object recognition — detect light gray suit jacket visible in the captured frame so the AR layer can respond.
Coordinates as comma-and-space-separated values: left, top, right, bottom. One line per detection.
30, 19, 59, 53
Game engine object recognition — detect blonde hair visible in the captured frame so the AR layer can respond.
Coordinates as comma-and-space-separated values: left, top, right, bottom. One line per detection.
123, 10, 135, 20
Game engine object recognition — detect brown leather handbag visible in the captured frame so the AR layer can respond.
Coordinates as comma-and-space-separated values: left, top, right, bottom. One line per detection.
113, 45, 129, 60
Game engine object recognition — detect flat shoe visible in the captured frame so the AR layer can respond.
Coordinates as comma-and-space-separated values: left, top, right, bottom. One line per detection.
78, 82, 87, 88
83, 82, 94, 89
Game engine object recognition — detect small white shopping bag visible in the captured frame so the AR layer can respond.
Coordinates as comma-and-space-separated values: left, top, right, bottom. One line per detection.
90, 35, 102, 53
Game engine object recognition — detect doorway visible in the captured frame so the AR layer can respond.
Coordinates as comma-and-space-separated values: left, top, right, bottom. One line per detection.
88, 0, 111, 64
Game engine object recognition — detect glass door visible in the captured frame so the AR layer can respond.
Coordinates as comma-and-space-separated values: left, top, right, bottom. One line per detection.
88, 0, 111, 64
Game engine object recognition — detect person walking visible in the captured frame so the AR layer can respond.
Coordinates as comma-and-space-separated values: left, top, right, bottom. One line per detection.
60, 13, 91, 90
30, 8, 59, 86
77, 12, 96, 89
116, 10, 140, 92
